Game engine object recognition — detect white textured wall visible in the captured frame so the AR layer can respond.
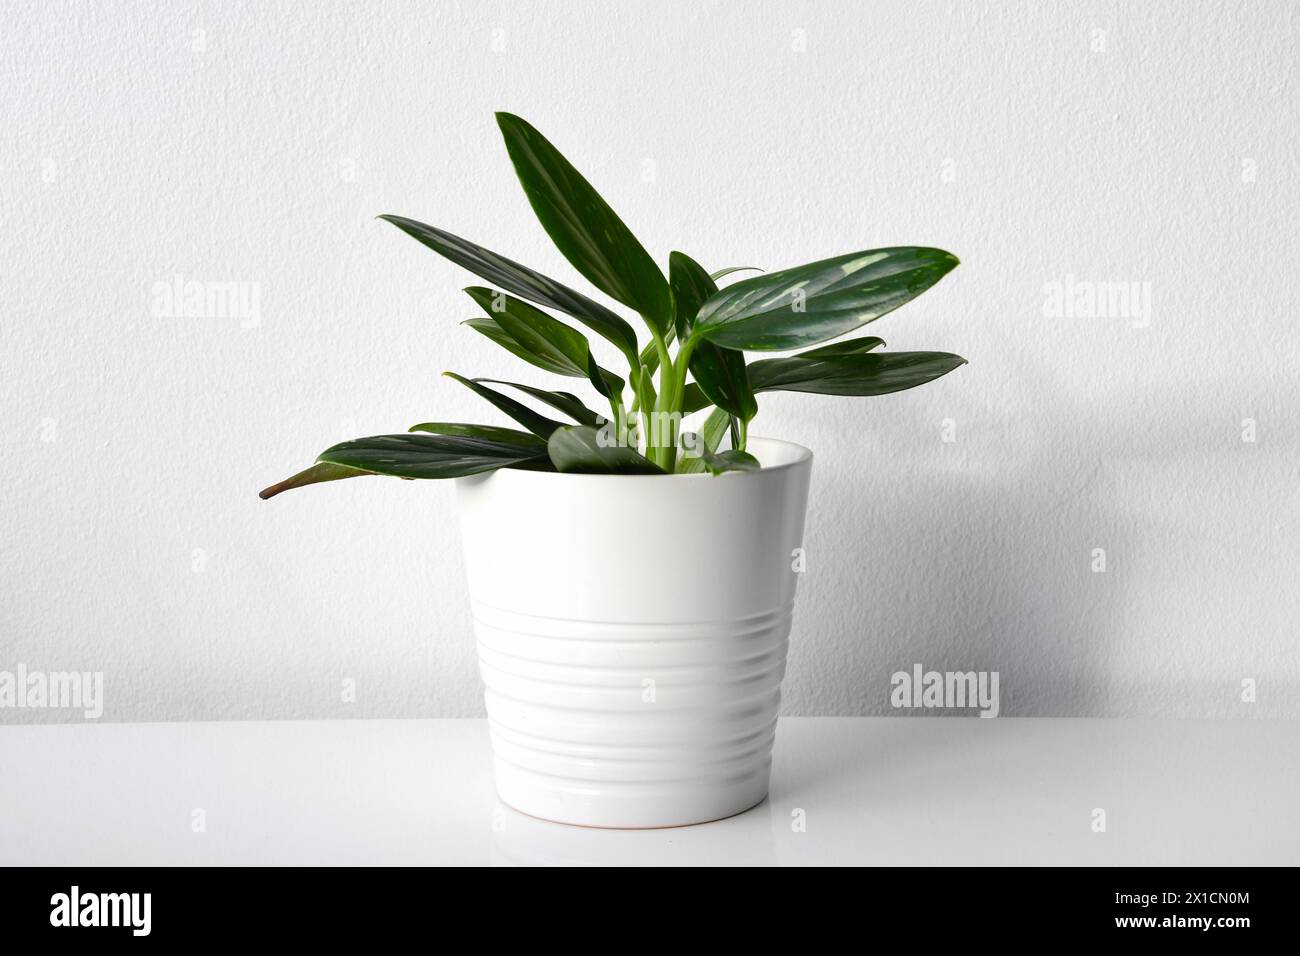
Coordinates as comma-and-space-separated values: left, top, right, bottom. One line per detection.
3, 0, 1297, 722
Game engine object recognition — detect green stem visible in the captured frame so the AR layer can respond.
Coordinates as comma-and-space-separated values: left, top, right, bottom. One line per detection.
640, 408, 654, 460
649, 334, 704, 470
649, 327, 677, 471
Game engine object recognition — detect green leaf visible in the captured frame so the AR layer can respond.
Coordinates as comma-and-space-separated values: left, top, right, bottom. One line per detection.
696, 406, 732, 453
463, 287, 622, 400
464, 287, 587, 373
378, 214, 640, 365
747, 351, 967, 396
408, 422, 547, 448
668, 252, 756, 421
677, 349, 965, 411
318, 433, 550, 479
798, 335, 886, 358
689, 341, 757, 421
709, 266, 762, 281
669, 251, 716, 339
475, 380, 606, 427
636, 365, 657, 411
696, 448, 761, 475
595, 365, 626, 400
464, 317, 575, 376
677, 408, 733, 474
444, 372, 565, 438
694, 247, 959, 351
546, 425, 665, 474
676, 435, 703, 473
496, 113, 672, 335
259, 462, 373, 500
679, 381, 711, 415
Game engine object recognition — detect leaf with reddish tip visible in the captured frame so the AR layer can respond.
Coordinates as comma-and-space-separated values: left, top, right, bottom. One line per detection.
260, 462, 373, 500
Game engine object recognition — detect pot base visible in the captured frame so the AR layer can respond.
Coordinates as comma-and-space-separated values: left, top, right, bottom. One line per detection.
493, 757, 772, 829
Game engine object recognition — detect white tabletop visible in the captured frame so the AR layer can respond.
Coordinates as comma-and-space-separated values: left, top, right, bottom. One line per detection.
1, 718, 1295, 866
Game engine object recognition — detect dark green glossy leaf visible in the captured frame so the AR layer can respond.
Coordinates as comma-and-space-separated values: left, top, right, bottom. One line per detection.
444, 372, 564, 438
669, 251, 716, 339
689, 341, 756, 421
463, 286, 622, 399
318, 433, 549, 479
496, 113, 672, 335
594, 364, 625, 400
798, 335, 886, 358
694, 247, 958, 351
682, 334, 883, 406
259, 462, 373, 500
475, 380, 606, 427
408, 422, 547, 448
679, 381, 711, 415
378, 214, 640, 364
464, 287, 588, 374
464, 316, 575, 376
546, 425, 665, 474
747, 351, 967, 396
709, 266, 762, 282
678, 349, 966, 411
669, 252, 756, 421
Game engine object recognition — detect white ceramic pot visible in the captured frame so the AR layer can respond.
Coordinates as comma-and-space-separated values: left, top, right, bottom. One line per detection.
455, 437, 813, 829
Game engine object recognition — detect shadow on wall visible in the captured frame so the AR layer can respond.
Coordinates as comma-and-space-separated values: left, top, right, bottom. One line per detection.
783, 360, 1300, 719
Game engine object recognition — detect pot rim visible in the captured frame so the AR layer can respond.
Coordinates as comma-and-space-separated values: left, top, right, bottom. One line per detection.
460, 435, 813, 485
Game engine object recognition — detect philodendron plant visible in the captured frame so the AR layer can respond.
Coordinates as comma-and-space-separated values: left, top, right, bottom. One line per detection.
260, 114, 964, 498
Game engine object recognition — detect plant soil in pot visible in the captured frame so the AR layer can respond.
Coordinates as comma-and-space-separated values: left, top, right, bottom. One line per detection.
261, 113, 964, 828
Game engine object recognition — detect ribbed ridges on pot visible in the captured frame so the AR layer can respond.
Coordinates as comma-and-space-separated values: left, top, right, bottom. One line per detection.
471, 602, 790, 814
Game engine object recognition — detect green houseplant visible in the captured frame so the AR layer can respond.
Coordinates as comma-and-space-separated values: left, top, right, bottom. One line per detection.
260, 113, 963, 499
260, 114, 964, 828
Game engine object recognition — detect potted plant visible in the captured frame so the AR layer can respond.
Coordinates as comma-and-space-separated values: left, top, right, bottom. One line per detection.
261, 114, 964, 828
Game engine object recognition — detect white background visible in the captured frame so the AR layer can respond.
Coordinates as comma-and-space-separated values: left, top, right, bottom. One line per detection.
2, 0, 1297, 722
